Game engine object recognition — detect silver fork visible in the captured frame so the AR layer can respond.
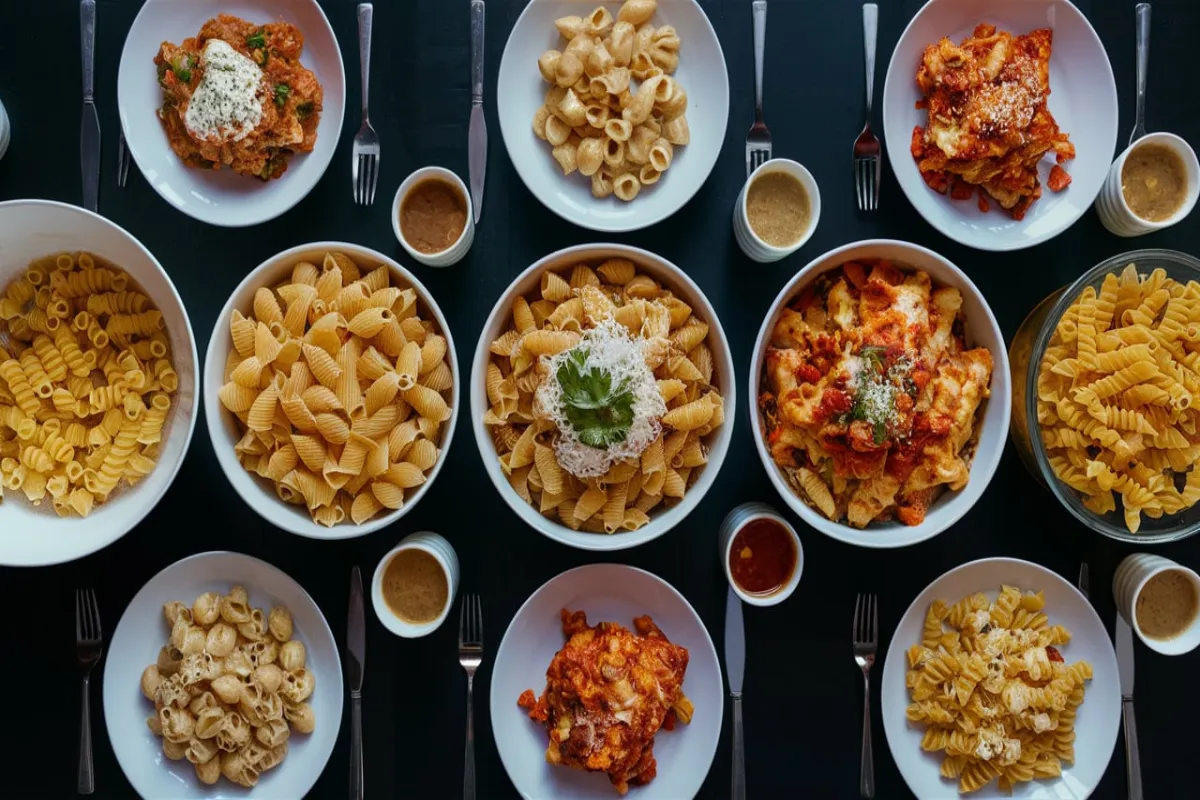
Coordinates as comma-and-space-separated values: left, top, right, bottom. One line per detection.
854, 4, 881, 211
352, 3, 380, 205
853, 593, 878, 799
458, 594, 483, 800
1129, 3, 1151, 146
76, 588, 104, 795
117, 132, 130, 188
745, 1, 771, 177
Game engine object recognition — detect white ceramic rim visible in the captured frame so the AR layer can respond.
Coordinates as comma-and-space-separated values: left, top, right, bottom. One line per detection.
1128, 562, 1200, 655
721, 509, 803, 607
748, 238, 1011, 549
739, 159, 822, 255
1111, 133, 1200, 230
0, 198, 201, 567
371, 539, 456, 638
391, 167, 474, 266
203, 241, 459, 539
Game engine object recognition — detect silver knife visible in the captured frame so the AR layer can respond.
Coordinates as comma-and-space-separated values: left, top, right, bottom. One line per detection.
347, 566, 366, 800
80, 0, 100, 213
468, 0, 486, 224
1116, 613, 1143, 800
725, 587, 746, 800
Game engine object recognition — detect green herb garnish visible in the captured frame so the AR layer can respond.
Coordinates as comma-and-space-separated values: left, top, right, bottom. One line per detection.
556, 349, 635, 448
176, 68, 192, 83
274, 83, 290, 107
296, 101, 314, 120
246, 30, 266, 49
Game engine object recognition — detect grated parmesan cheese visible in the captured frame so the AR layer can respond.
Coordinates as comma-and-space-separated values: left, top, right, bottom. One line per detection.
185, 39, 265, 143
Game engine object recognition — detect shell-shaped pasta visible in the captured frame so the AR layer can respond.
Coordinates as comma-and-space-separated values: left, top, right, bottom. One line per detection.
278, 640, 307, 671
405, 438, 440, 472
303, 344, 342, 389
522, 329, 581, 356
192, 592, 221, 626
253, 287, 283, 326
662, 114, 690, 145
541, 271, 573, 303
383, 461, 427, 489
405, 384, 452, 422
285, 701, 316, 734
421, 360, 454, 393
141, 664, 162, 700
266, 606, 294, 642
372, 480, 406, 509
159, 706, 196, 744
618, 0, 657, 26
348, 307, 393, 338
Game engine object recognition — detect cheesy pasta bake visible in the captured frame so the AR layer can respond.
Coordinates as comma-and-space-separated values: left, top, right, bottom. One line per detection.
758, 259, 993, 528
218, 252, 452, 527
518, 609, 693, 795
905, 586, 1092, 794
0, 252, 179, 517
141, 587, 316, 788
483, 259, 725, 533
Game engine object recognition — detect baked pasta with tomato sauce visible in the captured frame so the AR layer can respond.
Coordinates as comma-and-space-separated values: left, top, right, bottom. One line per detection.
758, 259, 994, 527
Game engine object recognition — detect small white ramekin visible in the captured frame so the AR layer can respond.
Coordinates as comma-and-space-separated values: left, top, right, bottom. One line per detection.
1113, 553, 1200, 656
392, 167, 475, 268
717, 501, 803, 607
372, 531, 460, 638
1096, 133, 1199, 237
733, 159, 820, 263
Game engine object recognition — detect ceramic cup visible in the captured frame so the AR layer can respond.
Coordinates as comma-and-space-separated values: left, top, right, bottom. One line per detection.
733, 159, 821, 263
372, 531, 460, 638
392, 167, 475, 267
717, 501, 803, 607
1113, 552, 1200, 655
1096, 133, 1199, 237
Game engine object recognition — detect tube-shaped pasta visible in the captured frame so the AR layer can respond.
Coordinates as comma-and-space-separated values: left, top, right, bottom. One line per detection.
622, 76, 661, 125
592, 169, 614, 198
609, 20, 635, 65
555, 88, 588, 127
584, 102, 610, 129
649, 137, 673, 172
577, 138, 605, 176
552, 141, 579, 176
544, 114, 571, 147
604, 138, 626, 170
613, 173, 641, 202
618, 0, 657, 26
585, 41, 614, 78
604, 118, 633, 143
662, 114, 690, 145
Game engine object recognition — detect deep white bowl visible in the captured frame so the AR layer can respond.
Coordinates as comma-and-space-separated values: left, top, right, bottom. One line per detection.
204, 242, 458, 539
0, 199, 199, 567
749, 239, 1010, 549
471, 244, 735, 551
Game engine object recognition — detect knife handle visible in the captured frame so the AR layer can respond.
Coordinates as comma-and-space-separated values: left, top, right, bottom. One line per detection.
1123, 698, 1143, 800
731, 692, 745, 800
81, 0, 96, 101
350, 692, 363, 800
470, 1, 485, 105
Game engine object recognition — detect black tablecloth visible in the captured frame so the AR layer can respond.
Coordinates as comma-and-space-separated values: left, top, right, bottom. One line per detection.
2, 0, 1198, 797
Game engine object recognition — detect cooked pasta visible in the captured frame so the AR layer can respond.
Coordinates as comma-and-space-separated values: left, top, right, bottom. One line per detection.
0, 252, 178, 517
218, 252, 452, 527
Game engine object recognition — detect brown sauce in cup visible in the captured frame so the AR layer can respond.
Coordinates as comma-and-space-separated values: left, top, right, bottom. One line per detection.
400, 178, 467, 254
382, 548, 449, 623
1136, 569, 1199, 640
1122, 143, 1188, 222
746, 172, 811, 248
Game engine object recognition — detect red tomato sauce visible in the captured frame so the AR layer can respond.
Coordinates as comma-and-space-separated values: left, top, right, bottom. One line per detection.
729, 518, 797, 596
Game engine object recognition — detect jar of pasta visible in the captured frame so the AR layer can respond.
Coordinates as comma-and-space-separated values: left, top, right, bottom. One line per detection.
1010, 248, 1200, 543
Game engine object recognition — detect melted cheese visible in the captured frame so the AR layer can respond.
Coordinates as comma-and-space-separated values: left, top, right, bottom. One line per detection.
185, 39, 264, 142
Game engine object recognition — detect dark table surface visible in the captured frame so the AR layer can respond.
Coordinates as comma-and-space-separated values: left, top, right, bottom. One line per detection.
2, 0, 1198, 798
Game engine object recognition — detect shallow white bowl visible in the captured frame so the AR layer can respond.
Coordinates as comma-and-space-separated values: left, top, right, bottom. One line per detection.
0, 199, 199, 567
204, 242, 458, 539
749, 239, 1010, 549
882, 0, 1117, 251
117, 0, 346, 227
490, 563, 722, 799
496, 0, 730, 232
471, 243, 734, 551
881, 557, 1120, 799
103, 551, 343, 799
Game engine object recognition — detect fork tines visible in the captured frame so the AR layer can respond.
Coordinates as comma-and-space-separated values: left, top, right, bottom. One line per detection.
353, 151, 379, 206
853, 592, 878, 647
854, 157, 879, 212
76, 588, 103, 646
747, 145, 771, 177
458, 593, 483, 650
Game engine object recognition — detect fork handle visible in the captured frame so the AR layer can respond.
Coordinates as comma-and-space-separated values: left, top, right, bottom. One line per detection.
862, 4, 878, 117
357, 4, 373, 117
731, 692, 745, 800
860, 671, 874, 798
751, 1, 766, 121
464, 673, 476, 799
1134, 3, 1150, 136
78, 674, 94, 794
350, 692, 363, 800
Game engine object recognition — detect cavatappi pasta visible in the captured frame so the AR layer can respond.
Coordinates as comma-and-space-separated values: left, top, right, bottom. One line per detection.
906, 586, 1092, 794
0, 252, 179, 517
218, 252, 452, 526
1037, 264, 1200, 533
484, 258, 724, 533
533, 0, 688, 202
141, 587, 315, 788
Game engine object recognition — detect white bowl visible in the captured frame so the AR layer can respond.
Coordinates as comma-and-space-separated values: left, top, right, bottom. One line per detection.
391, 167, 476, 268
471, 243, 735, 551
749, 239, 1011, 549
1096, 133, 1200, 237
103, 551, 343, 799
0, 199, 199, 567
717, 501, 803, 606
371, 531, 460, 638
881, 557, 1120, 799
732, 158, 821, 264
882, 0, 1118, 251
117, 0, 346, 227
1114, 553, 1200, 656
496, 0, 730, 233
204, 242, 458, 539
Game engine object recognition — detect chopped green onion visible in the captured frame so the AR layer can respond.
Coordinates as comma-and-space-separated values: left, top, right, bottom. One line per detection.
296, 101, 314, 120
274, 83, 290, 107
246, 30, 266, 49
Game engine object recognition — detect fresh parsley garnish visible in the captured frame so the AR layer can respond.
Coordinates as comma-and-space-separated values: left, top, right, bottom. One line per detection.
246, 30, 266, 50
556, 349, 635, 448
274, 83, 290, 107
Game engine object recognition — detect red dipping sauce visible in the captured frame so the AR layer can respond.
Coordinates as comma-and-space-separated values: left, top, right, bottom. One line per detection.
728, 518, 797, 596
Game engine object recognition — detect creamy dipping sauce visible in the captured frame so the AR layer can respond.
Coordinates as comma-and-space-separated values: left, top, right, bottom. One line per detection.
1135, 569, 1199, 640
1121, 143, 1188, 222
382, 548, 449, 624
746, 172, 811, 248
400, 179, 467, 254
185, 38, 264, 143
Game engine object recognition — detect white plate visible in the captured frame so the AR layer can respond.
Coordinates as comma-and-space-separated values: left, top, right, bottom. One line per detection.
104, 551, 343, 799
882, 0, 1118, 251
881, 558, 1120, 799
0, 200, 199, 567
490, 564, 722, 799
496, 0, 729, 232
117, 0, 346, 227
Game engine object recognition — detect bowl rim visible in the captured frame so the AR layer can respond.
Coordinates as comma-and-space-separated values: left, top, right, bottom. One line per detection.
1024, 248, 1200, 544
470, 242, 736, 551
203, 240, 459, 539
0, 198, 200, 567
748, 238, 1011, 549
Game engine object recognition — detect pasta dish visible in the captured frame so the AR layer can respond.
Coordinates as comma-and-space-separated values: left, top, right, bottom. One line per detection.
905, 586, 1092, 794
155, 15, 323, 180
909, 24, 1074, 220
518, 609, 693, 795
758, 259, 993, 527
483, 258, 725, 533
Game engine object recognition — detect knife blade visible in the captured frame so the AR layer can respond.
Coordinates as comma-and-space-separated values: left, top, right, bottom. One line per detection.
1078, 562, 1090, 600
347, 566, 365, 800
1116, 613, 1134, 697
1115, 612, 1143, 798
80, 0, 100, 212
725, 586, 746, 799
468, 0, 486, 223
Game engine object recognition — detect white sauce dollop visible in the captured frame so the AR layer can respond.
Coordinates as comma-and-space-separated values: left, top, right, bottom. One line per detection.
184, 39, 264, 142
